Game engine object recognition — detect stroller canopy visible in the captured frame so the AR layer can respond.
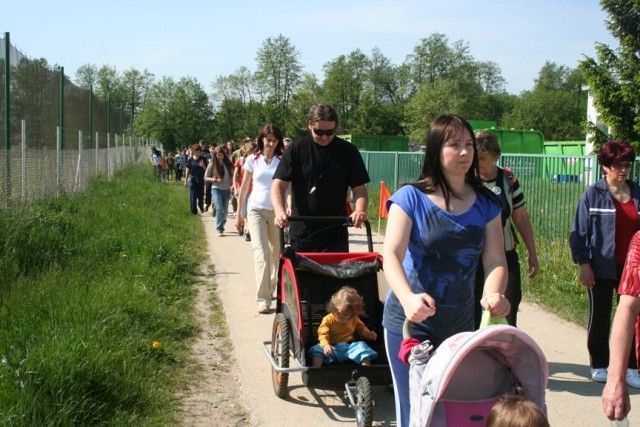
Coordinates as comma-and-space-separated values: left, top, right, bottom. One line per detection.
417, 325, 548, 426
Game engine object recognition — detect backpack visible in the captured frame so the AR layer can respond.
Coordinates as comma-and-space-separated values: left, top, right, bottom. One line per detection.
159, 157, 167, 170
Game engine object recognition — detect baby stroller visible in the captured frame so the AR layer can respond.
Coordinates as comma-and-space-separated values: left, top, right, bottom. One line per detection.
402, 316, 548, 426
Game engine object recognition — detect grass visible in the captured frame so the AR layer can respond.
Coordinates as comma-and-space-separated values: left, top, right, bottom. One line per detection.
0, 164, 206, 426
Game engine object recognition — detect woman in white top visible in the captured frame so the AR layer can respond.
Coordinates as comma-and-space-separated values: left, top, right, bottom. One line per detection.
235, 124, 285, 314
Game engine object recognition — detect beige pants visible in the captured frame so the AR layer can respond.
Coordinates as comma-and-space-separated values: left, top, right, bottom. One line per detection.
247, 208, 281, 307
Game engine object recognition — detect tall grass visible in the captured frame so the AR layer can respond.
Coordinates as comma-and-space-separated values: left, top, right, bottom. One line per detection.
0, 165, 203, 426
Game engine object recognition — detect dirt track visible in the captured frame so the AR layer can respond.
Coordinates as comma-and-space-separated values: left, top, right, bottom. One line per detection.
199, 211, 640, 426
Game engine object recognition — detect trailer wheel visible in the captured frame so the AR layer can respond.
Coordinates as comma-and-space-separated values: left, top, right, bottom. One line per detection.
354, 376, 373, 427
271, 313, 290, 398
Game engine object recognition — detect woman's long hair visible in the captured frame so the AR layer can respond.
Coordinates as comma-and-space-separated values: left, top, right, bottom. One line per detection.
256, 124, 285, 156
414, 114, 490, 208
212, 146, 234, 178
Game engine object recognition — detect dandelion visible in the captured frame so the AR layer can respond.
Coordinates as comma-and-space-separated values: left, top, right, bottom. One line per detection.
152, 341, 161, 349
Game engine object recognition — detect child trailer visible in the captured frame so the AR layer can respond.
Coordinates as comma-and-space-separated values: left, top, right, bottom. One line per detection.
260, 217, 392, 427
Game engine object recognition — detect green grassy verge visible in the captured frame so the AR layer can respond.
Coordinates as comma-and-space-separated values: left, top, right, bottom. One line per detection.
0, 164, 205, 426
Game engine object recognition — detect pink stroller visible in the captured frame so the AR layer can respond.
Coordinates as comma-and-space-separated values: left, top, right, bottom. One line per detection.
401, 318, 548, 426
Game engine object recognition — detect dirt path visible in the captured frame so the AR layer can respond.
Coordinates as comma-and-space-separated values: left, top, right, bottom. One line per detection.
176, 210, 640, 426
174, 267, 249, 426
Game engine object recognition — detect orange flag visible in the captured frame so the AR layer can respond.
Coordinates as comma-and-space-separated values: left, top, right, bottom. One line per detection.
379, 181, 391, 219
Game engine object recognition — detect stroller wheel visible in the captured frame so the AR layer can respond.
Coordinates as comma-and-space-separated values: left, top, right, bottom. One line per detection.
271, 313, 290, 398
354, 376, 373, 427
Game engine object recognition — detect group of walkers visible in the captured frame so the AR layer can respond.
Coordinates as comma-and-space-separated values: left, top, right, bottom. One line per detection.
151, 102, 640, 425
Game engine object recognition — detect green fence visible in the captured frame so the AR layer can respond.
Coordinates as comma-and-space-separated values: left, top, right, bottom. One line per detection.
0, 33, 152, 208
362, 151, 615, 243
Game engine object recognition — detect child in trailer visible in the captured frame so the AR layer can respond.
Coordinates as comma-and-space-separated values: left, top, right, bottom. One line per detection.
310, 286, 378, 367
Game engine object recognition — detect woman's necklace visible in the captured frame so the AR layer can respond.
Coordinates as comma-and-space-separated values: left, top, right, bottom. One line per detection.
607, 181, 627, 201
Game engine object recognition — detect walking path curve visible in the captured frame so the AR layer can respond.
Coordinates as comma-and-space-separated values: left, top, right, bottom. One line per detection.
202, 212, 639, 426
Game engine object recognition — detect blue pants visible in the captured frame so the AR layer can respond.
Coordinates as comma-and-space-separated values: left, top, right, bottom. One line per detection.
211, 188, 231, 232
189, 184, 204, 215
385, 329, 410, 427
309, 341, 378, 365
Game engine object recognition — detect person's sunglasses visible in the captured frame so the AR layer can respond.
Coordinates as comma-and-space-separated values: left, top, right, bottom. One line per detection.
312, 128, 336, 136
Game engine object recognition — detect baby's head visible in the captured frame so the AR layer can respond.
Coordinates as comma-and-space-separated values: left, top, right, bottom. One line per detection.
487, 396, 549, 427
328, 286, 364, 324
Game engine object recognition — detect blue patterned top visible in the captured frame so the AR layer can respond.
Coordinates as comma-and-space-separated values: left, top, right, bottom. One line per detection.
382, 184, 501, 346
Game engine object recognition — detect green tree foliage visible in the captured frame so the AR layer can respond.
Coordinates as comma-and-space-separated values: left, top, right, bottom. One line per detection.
211, 67, 263, 141
579, 0, 640, 147
402, 35, 508, 143
133, 77, 213, 152
321, 49, 370, 133
254, 34, 303, 134
502, 62, 586, 141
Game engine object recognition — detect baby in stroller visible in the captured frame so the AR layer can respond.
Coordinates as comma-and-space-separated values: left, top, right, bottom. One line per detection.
310, 286, 378, 367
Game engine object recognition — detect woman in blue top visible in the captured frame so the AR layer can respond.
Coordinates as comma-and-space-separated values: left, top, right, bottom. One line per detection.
382, 114, 510, 427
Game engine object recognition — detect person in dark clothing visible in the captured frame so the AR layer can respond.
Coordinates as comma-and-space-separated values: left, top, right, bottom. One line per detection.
569, 140, 640, 388
270, 104, 370, 252
184, 145, 206, 215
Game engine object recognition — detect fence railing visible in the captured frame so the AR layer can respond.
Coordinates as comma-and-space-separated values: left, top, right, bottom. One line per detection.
0, 119, 156, 207
362, 151, 621, 243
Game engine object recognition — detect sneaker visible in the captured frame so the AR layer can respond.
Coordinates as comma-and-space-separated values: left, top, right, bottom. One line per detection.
238, 229, 244, 236
217, 231, 224, 237
627, 369, 640, 389
591, 368, 608, 383
245, 232, 251, 242
257, 303, 270, 314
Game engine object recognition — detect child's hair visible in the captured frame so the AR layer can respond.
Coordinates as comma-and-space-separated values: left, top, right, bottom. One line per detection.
328, 286, 364, 319
486, 396, 549, 427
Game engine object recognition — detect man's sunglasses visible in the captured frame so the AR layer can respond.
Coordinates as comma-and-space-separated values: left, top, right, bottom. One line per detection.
312, 128, 336, 136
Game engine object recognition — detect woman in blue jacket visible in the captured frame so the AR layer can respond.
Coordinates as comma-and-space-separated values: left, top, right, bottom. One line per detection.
570, 140, 640, 388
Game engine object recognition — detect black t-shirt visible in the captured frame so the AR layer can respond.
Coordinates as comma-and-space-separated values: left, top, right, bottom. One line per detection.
273, 135, 370, 248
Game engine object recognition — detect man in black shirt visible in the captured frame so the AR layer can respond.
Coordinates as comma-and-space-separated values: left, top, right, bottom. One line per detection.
271, 104, 370, 252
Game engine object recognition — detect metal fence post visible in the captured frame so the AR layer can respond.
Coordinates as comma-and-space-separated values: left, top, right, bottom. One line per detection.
21, 120, 26, 203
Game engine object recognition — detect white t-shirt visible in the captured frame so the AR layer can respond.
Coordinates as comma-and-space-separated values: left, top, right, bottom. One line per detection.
244, 153, 280, 210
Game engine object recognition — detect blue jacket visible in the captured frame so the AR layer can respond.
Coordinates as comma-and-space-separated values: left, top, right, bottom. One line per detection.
569, 178, 640, 280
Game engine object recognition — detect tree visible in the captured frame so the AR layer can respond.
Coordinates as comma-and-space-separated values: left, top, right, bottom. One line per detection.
211, 67, 262, 141
120, 68, 154, 119
133, 77, 213, 152
579, 0, 640, 147
502, 62, 586, 141
321, 49, 370, 133
254, 34, 303, 133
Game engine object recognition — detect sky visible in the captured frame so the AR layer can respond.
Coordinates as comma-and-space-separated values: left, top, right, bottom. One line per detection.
3, 0, 618, 95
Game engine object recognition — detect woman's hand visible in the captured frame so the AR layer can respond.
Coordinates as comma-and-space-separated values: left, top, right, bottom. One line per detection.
579, 264, 595, 289
400, 293, 436, 323
234, 215, 244, 232
481, 293, 511, 318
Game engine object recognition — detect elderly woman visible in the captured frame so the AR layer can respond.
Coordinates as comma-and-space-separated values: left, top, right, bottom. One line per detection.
570, 140, 640, 388
473, 130, 539, 327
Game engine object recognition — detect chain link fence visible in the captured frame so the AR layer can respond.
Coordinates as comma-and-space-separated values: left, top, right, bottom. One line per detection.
1, 33, 153, 208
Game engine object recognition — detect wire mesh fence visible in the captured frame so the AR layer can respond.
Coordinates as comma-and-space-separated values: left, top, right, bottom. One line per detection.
0, 33, 155, 208
0, 122, 149, 207
362, 150, 631, 243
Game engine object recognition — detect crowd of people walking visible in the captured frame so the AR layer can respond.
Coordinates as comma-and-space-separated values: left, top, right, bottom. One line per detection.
147, 104, 640, 425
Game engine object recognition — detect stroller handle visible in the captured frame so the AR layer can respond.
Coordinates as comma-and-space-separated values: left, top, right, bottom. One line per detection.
403, 311, 507, 339
403, 318, 413, 339
278, 216, 373, 253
